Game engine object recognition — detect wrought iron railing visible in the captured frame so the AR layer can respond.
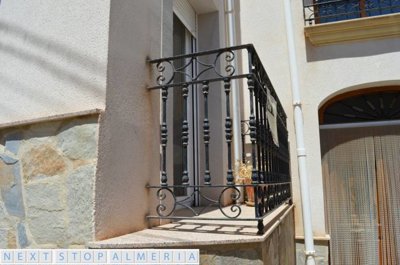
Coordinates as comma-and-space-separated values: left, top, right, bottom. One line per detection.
146, 44, 291, 235
303, 0, 400, 25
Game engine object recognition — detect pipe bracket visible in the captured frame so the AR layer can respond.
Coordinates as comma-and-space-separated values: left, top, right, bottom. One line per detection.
293, 101, 302, 107
304, 250, 316, 257
297, 148, 306, 157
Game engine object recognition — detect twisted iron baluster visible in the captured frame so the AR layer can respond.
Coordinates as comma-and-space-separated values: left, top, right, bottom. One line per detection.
247, 75, 258, 184
241, 121, 247, 163
274, 129, 278, 183
224, 78, 234, 185
259, 85, 266, 183
202, 81, 211, 185
261, 88, 268, 183
268, 117, 273, 183
254, 79, 262, 184
161, 86, 168, 186
182, 84, 189, 185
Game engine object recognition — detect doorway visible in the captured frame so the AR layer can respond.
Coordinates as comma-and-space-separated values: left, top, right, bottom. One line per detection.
172, 13, 199, 205
321, 125, 400, 264
320, 88, 400, 265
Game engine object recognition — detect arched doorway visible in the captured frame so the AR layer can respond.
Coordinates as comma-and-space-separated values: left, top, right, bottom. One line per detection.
319, 87, 400, 265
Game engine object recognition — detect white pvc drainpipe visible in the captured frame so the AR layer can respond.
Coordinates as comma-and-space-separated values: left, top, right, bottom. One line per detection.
283, 0, 316, 264
225, 0, 242, 166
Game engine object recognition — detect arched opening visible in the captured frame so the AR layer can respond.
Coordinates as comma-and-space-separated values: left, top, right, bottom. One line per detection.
319, 86, 400, 264
319, 86, 400, 125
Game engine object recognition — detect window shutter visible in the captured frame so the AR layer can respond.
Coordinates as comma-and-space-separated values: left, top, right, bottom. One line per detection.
173, 0, 197, 37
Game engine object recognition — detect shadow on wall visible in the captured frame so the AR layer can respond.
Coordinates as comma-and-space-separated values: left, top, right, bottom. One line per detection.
305, 37, 400, 62
0, 20, 105, 111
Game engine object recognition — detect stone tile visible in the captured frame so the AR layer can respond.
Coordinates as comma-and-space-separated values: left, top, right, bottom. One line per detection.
35, 244, 58, 248
0, 149, 18, 165
0, 116, 99, 249
8, 228, 17, 248
4, 132, 22, 155
1, 162, 25, 218
0, 160, 14, 188
17, 222, 29, 248
66, 165, 95, 244
0, 229, 8, 248
25, 177, 65, 211
57, 120, 98, 160
27, 210, 66, 246
21, 144, 66, 181
0, 202, 9, 225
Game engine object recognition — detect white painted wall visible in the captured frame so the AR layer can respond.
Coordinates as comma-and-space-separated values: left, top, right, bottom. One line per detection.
239, 0, 400, 237
6, 0, 398, 243
94, 0, 167, 240
0, 0, 109, 125
93, 0, 232, 240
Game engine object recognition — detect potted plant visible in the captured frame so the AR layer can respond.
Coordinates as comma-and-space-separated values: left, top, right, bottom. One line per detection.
235, 161, 254, 206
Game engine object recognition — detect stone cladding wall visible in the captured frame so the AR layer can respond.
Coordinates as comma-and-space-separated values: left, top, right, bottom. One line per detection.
0, 115, 98, 248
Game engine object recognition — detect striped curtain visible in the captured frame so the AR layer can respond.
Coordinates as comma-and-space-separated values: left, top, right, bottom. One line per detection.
374, 127, 400, 264
321, 125, 400, 265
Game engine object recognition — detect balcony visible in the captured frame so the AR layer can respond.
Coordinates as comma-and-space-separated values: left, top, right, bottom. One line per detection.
146, 44, 292, 236
303, 0, 400, 45
304, 0, 400, 25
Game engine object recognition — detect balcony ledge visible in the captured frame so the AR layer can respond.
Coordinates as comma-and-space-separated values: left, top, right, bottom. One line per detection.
305, 13, 400, 46
88, 204, 293, 249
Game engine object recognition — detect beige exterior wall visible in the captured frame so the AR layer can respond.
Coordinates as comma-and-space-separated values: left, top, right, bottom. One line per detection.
6, 0, 392, 259
0, 0, 236, 244
93, 0, 232, 240
0, 0, 109, 125
93, 0, 165, 240
239, 0, 400, 240
0, 0, 109, 248
200, 207, 296, 265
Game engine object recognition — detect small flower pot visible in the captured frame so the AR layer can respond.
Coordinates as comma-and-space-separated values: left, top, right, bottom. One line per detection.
244, 178, 255, 206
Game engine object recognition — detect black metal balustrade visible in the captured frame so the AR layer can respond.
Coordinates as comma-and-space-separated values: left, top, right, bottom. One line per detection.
147, 44, 292, 235
303, 0, 400, 24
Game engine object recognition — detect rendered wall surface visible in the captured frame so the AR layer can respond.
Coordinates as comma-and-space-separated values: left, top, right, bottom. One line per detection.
0, 115, 99, 248
239, 0, 400, 239
94, 0, 166, 240
0, 0, 109, 125
93, 0, 231, 240
200, 207, 295, 265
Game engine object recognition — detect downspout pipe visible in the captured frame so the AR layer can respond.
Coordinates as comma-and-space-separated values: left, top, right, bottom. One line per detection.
224, 0, 242, 168
283, 0, 316, 264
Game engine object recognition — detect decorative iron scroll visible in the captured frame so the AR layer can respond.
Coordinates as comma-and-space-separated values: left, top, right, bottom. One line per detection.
149, 183, 290, 221
153, 50, 237, 88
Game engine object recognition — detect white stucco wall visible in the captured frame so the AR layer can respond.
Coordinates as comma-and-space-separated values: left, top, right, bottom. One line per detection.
93, 0, 232, 240
94, 0, 166, 240
0, 0, 109, 125
239, 0, 400, 238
